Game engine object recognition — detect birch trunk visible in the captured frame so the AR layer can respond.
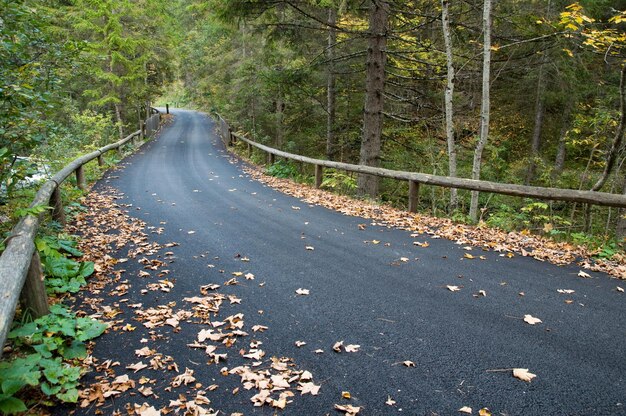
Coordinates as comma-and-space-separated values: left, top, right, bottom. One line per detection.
357, 0, 389, 198
469, 0, 492, 221
326, 8, 338, 161
441, 0, 458, 211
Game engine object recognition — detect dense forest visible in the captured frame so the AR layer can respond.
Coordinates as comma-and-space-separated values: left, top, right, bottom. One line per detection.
2, 0, 626, 247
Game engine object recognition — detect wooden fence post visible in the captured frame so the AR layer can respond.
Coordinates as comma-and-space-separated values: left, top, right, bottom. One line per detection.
166, 103, 170, 114
98, 154, 104, 166
247, 143, 252, 158
268, 153, 275, 165
408, 180, 420, 213
20, 252, 49, 318
75, 165, 86, 190
51, 185, 66, 225
315, 165, 324, 188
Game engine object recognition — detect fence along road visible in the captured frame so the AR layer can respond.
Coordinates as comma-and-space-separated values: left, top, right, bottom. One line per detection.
0, 109, 162, 353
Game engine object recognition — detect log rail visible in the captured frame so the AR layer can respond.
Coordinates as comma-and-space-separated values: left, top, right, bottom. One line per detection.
0, 109, 162, 353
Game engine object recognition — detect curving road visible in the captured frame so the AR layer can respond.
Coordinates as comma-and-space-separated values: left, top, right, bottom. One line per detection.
71, 109, 625, 415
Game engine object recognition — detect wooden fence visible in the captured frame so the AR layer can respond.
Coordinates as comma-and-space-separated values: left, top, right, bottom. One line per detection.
217, 115, 626, 210
0, 110, 162, 353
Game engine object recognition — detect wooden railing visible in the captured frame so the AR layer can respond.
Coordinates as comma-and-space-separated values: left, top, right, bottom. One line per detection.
217, 115, 626, 210
0, 110, 162, 353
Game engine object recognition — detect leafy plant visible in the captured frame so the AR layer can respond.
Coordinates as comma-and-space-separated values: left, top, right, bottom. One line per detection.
0, 304, 106, 413
321, 169, 357, 193
266, 160, 298, 179
36, 235, 94, 293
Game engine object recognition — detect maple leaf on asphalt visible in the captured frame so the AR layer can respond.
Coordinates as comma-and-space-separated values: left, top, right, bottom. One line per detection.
298, 382, 320, 395
252, 325, 268, 332
523, 314, 542, 325
127, 362, 148, 373
513, 368, 537, 382
335, 404, 361, 415
172, 368, 196, 387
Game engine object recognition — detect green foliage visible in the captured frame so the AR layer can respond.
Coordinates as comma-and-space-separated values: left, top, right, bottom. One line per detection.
266, 160, 298, 179
1, 304, 106, 411
36, 235, 94, 294
14, 204, 52, 219
321, 169, 357, 193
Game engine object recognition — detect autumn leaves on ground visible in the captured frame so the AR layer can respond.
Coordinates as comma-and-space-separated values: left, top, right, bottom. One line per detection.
52, 153, 625, 416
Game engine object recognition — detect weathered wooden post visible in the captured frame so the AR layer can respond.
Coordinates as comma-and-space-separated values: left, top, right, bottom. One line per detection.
408, 180, 420, 213
51, 185, 66, 225
98, 153, 104, 166
138, 109, 144, 144
20, 252, 49, 318
247, 143, 252, 158
75, 165, 86, 191
315, 165, 324, 188
268, 153, 275, 165
166, 103, 170, 114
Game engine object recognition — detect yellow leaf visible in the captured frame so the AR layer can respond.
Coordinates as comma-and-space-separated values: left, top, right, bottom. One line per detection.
478, 408, 492, 416
342, 391, 351, 399
464, 253, 475, 259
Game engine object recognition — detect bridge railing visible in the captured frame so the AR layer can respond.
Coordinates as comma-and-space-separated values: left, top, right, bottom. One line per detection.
0, 108, 163, 353
216, 115, 626, 210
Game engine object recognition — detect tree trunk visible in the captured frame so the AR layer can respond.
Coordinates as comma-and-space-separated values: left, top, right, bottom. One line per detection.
441, 0, 458, 211
524, 60, 547, 185
276, 97, 284, 148
357, 0, 389, 198
469, 0, 492, 221
617, 174, 626, 245
326, 7, 338, 161
591, 63, 626, 192
114, 103, 124, 140
552, 100, 573, 181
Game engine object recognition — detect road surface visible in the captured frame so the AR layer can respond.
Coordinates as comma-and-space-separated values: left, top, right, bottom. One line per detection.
66, 109, 625, 415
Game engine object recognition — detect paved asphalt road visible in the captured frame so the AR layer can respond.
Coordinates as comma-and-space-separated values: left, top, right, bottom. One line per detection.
68, 109, 625, 415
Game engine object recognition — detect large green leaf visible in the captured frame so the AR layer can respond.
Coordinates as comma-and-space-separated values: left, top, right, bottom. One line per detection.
0, 397, 27, 414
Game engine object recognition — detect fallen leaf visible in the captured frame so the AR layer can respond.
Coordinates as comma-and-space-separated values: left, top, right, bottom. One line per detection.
459, 406, 472, 414
557, 289, 575, 294
478, 408, 492, 416
345, 344, 360, 353
447, 285, 461, 292
298, 382, 320, 395
334, 404, 360, 415
333, 341, 344, 352
464, 253, 475, 259
617, 286, 624, 293
402, 361, 416, 367
314, 349, 324, 354
295, 288, 310, 295
245, 273, 255, 280
252, 325, 268, 332
513, 368, 537, 382
385, 395, 396, 406
578, 270, 591, 278
188, 230, 196, 234
127, 361, 148, 373
342, 391, 351, 399
305, 246, 315, 251
523, 314, 542, 325
372, 240, 380, 245
400, 257, 409, 262
295, 341, 307, 347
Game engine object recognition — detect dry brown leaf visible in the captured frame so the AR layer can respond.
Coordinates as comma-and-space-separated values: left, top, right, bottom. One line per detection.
385, 395, 396, 406
314, 349, 324, 354
447, 285, 461, 292
513, 368, 537, 382
459, 406, 472, 414
464, 253, 475, 259
245, 273, 255, 280
342, 391, 351, 399
523, 314, 542, 325
478, 408, 492, 416
333, 341, 344, 352
298, 382, 320, 395
617, 286, 624, 293
335, 404, 361, 415
578, 270, 591, 278
127, 361, 148, 373
295, 288, 310, 295
138, 405, 161, 416
402, 360, 416, 367
295, 341, 307, 347
252, 325, 268, 332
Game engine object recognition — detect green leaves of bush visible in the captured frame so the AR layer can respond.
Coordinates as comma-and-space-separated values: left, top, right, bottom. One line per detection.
1, 304, 106, 413
36, 235, 94, 293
